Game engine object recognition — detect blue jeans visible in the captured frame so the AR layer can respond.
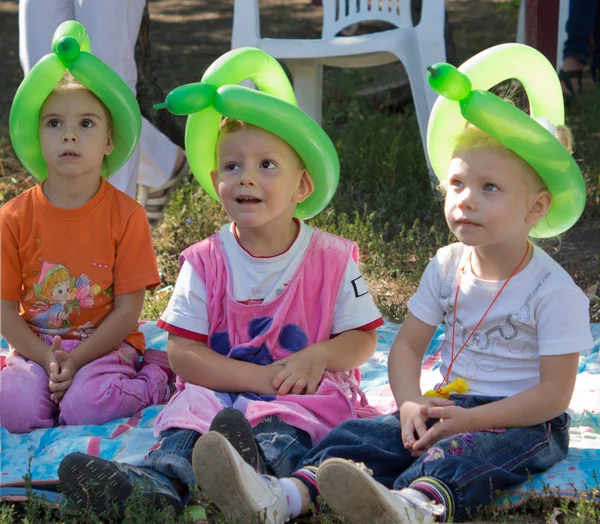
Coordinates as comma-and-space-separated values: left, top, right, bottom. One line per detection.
140, 415, 312, 496
297, 395, 570, 521
564, 0, 600, 71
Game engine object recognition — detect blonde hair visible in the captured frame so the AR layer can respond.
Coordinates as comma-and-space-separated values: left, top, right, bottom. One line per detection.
38, 267, 71, 301
451, 123, 574, 191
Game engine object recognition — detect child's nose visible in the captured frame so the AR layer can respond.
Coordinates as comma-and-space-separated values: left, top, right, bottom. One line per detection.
457, 188, 475, 209
61, 129, 77, 142
237, 168, 257, 185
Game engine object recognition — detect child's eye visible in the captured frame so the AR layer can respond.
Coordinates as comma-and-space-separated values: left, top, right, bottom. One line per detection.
48, 119, 61, 128
81, 119, 94, 129
483, 183, 498, 192
450, 178, 463, 188
260, 160, 276, 169
224, 163, 240, 172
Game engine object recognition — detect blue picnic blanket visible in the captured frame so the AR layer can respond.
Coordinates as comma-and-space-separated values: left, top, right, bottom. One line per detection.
1, 321, 599, 508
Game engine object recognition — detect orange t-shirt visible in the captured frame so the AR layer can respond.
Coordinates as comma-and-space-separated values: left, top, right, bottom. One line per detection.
0, 179, 161, 352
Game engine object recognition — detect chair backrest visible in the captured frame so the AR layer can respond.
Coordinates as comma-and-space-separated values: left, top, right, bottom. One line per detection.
322, 0, 414, 39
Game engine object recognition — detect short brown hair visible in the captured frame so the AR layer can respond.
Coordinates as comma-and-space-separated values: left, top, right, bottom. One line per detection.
53, 71, 113, 130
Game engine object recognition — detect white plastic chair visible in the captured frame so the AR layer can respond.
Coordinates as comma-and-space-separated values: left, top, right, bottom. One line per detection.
232, 0, 446, 161
516, 0, 570, 71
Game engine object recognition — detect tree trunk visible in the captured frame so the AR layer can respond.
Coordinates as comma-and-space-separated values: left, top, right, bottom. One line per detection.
134, 3, 185, 149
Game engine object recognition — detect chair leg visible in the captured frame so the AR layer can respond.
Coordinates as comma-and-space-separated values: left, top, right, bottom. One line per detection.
285, 61, 324, 125
394, 44, 438, 184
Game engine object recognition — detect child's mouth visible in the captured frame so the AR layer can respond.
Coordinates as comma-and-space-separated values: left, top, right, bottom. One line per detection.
60, 151, 80, 158
236, 197, 262, 204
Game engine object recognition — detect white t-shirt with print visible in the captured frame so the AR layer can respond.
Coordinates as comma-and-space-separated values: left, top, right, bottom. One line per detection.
407, 243, 593, 397
161, 221, 382, 337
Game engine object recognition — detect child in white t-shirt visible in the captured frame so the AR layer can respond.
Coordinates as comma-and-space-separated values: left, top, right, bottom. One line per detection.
187, 108, 593, 523
58, 116, 383, 516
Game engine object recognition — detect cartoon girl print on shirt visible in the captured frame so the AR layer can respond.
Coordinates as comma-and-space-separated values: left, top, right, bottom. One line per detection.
29, 262, 101, 335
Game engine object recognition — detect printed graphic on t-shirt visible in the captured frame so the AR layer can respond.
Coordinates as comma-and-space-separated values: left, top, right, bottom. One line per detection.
28, 262, 102, 336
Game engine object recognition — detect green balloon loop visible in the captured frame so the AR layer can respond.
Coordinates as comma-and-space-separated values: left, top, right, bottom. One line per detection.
10, 20, 141, 182
426, 43, 587, 238
51, 20, 91, 61
156, 47, 339, 219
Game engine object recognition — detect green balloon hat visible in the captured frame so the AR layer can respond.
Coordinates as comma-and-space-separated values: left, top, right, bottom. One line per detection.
426, 43, 586, 238
10, 21, 141, 182
154, 47, 340, 220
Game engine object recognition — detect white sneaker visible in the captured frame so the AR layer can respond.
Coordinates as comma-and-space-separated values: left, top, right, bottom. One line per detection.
192, 431, 289, 524
317, 458, 445, 523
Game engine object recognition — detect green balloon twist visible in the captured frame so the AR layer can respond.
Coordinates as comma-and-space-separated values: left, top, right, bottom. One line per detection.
9, 20, 141, 182
426, 45, 587, 238
154, 47, 339, 220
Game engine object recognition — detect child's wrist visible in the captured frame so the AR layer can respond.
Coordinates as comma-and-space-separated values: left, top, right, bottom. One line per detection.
69, 349, 85, 372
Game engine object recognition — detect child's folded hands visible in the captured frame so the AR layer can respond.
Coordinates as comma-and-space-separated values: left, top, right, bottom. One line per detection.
270, 344, 328, 396
48, 336, 78, 404
400, 396, 455, 457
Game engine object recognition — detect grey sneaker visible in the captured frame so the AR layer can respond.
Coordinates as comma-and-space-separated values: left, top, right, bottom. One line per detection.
193, 431, 288, 524
317, 458, 445, 524
208, 407, 267, 473
58, 452, 183, 517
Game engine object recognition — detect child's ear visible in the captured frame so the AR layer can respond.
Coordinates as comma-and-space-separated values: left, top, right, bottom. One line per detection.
292, 169, 315, 204
104, 130, 114, 156
210, 169, 219, 194
526, 190, 552, 226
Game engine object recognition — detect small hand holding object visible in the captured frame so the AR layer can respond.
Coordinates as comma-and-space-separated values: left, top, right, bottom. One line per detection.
48, 337, 78, 403
271, 345, 327, 396
400, 396, 455, 457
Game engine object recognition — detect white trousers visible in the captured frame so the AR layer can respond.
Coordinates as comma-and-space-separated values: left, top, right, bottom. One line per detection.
19, 0, 178, 198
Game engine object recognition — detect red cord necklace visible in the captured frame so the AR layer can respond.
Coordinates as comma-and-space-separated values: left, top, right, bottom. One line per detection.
436, 242, 531, 395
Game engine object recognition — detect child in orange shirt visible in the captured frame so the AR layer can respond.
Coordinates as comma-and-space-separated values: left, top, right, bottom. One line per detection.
0, 59, 168, 432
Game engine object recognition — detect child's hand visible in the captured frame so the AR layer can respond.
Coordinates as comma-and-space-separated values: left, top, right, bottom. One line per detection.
43, 336, 62, 378
411, 405, 474, 452
400, 397, 455, 456
255, 364, 285, 396
48, 349, 78, 404
271, 345, 327, 396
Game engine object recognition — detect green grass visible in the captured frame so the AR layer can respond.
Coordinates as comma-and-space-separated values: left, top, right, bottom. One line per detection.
4, 476, 600, 523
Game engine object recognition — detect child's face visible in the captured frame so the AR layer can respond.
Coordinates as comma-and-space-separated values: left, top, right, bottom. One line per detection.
444, 148, 549, 248
39, 88, 114, 180
211, 125, 313, 229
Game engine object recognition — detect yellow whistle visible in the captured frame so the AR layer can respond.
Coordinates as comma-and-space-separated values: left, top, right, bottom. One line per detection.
424, 378, 468, 398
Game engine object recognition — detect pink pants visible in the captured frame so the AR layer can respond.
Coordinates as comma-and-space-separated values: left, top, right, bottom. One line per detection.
0, 338, 170, 433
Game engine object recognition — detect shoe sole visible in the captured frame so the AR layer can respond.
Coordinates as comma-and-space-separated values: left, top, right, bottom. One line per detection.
317, 458, 404, 524
208, 408, 264, 472
193, 432, 266, 522
58, 453, 183, 517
